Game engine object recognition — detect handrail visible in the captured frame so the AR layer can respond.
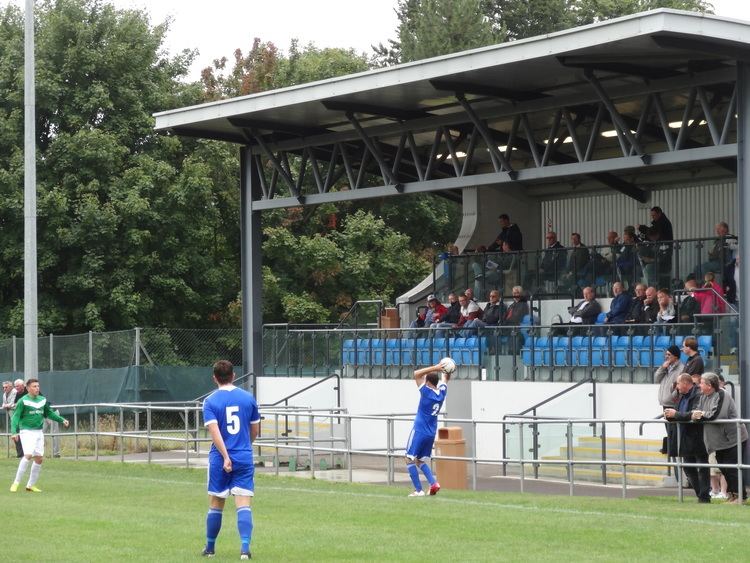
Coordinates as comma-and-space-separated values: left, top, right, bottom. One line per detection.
268, 373, 341, 407
503, 377, 595, 418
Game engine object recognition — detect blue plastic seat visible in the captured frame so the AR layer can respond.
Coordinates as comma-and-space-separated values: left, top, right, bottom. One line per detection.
697, 335, 713, 356
654, 335, 671, 349
595, 312, 607, 324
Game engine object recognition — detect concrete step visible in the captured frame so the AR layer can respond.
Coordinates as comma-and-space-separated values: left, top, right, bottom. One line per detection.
576, 436, 663, 452
561, 446, 669, 464
534, 464, 671, 486
543, 455, 670, 475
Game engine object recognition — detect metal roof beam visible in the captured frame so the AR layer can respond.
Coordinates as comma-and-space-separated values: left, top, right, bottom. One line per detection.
168, 127, 247, 144
254, 67, 735, 154
430, 79, 550, 101
250, 144, 736, 210
228, 117, 329, 137
557, 57, 683, 80
322, 100, 430, 121
652, 35, 750, 63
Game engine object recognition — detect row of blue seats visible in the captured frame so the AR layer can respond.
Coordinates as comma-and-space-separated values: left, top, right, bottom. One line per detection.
342, 338, 488, 366
521, 335, 713, 368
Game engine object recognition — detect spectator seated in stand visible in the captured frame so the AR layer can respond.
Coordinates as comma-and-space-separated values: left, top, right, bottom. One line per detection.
409, 294, 447, 328
565, 286, 602, 325
695, 222, 736, 279
429, 293, 459, 327
604, 282, 632, 327
463, 289, 505, 330
488, 213, 523, 252
678, 279, 700, 325
624, 283, 647, 324
655, 288, 676, 325
640, 286, 659, 324
455, 293, 482, 336
504, 286, 530, 326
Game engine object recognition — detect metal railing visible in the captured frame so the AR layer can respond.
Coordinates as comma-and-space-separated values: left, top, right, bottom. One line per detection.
3, 404, 748, 502
437, 235, 737, 301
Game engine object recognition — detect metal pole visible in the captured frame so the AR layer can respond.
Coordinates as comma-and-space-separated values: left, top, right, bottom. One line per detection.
620, 421, 627, 499
119, 407, 124, 462
49, 333, 53, 371
519, 422, 525, 494
737, 62, 750, 423
23, 0, 38, 380
12, 336, 16, 373
134, 327, 141, 366
471, 420, 478, 491
184, 406, 190, 468
94, 405, 99, 461
309, 414, 315, 479
567, 420, 574, 496
89, 331, 93, 370
386, 417, 393, 485
274, 413, 279, 477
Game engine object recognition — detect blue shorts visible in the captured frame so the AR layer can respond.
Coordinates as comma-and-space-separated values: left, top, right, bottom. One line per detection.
406, 429, 435, 461
207, 457, 255, 498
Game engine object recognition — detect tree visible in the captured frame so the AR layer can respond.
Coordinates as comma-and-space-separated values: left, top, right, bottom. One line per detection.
0, 0, 238, 334
377, 0, 713, 64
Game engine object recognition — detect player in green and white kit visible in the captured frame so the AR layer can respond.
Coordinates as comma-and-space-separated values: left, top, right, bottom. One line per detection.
10, 379, 69, 493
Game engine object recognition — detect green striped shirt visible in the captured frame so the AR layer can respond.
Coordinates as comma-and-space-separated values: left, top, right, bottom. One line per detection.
10, 394, 65, 433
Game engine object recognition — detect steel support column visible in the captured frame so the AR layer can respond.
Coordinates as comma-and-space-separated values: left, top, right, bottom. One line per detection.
737, 63, 750, 419
241, 146, 264, 397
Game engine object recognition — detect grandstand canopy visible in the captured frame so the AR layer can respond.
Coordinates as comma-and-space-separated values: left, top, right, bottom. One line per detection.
153, 9, 750, 407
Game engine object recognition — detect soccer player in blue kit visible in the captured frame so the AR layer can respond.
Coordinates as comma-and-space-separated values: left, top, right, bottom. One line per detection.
405, 360, 451, 497
202, 360, 261, 559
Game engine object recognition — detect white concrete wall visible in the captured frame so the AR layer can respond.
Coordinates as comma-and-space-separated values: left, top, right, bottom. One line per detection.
257, 376, 668, 460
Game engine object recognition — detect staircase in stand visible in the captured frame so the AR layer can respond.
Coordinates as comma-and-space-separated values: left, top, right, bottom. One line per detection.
535, 436, 673, 486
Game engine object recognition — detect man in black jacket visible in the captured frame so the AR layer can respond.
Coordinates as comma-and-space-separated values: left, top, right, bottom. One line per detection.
664, 374, 711, 503
488, 214, 523, 252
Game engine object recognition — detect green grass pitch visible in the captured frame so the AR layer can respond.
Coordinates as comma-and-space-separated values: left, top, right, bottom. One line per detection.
1, 459, 749, 561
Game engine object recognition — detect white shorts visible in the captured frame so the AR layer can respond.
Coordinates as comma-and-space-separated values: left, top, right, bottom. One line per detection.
19, 429, 44, 457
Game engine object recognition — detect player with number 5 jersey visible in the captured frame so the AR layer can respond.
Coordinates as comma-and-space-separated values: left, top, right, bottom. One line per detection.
201, 360, 261, 560
405, 360, 451, 497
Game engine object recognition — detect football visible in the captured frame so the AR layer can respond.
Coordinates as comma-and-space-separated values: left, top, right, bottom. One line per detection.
440, 357, 457, 374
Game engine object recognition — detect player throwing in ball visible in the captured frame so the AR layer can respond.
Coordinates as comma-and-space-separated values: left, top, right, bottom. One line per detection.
9, 378, 69, 493
201, 360, 261, 560
405, 359, 451, 497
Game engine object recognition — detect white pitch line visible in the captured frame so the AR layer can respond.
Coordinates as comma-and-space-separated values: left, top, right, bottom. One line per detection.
49, 469, 746, 529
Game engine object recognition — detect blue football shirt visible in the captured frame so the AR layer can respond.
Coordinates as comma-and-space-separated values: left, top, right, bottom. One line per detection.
412, 382, 447, 436
203, 386, 261, 465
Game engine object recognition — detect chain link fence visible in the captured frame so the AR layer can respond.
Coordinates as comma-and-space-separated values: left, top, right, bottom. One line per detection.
0, 327, 243, 374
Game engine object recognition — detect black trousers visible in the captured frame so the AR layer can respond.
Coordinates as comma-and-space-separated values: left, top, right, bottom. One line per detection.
715, 441, 748, 499
682, 454, 710, 502
14, 437, 23, 458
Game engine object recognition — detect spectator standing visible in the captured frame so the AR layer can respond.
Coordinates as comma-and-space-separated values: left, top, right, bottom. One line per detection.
682, 337, 704, 382
655, 345, 684, 465
692, 372, 748, 504
696, 222, 735, 278
488, 214, 523, 252
663, 374, 711, 503
532, 231, 566, 290
12, 379, 26, 458
615, 231, 638, 285
639, 206, 674, 242
2, 381, 16, 434
694, 272, 725, 315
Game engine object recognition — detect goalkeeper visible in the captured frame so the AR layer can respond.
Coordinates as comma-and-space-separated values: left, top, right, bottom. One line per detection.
405, 361, 450, 497
9, 379, 69, 493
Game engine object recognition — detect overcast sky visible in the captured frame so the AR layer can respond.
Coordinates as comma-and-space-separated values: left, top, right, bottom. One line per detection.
4, 0, 750, 80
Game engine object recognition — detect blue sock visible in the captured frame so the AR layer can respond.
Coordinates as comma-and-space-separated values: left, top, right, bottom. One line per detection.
205, 508, 223, 551
420, 463, 436, 485
237, 506, 253, 554
407, 464, 422, 491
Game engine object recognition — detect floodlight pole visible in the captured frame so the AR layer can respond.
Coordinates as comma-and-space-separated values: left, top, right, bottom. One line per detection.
738, 62, 750, 421
24, 0, 38, 380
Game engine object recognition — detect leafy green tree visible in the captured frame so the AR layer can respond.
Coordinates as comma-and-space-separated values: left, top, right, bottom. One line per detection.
0, 0, 238, 335
378, 0, 713, 63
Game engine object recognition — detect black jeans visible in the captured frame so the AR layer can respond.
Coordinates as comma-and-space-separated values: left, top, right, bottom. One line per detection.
715, 441, 748, 499
682, 454, 710, 501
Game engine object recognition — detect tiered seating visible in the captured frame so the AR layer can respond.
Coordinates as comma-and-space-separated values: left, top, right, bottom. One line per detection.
520, 333, 714, 368
342, 337, 486, 367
